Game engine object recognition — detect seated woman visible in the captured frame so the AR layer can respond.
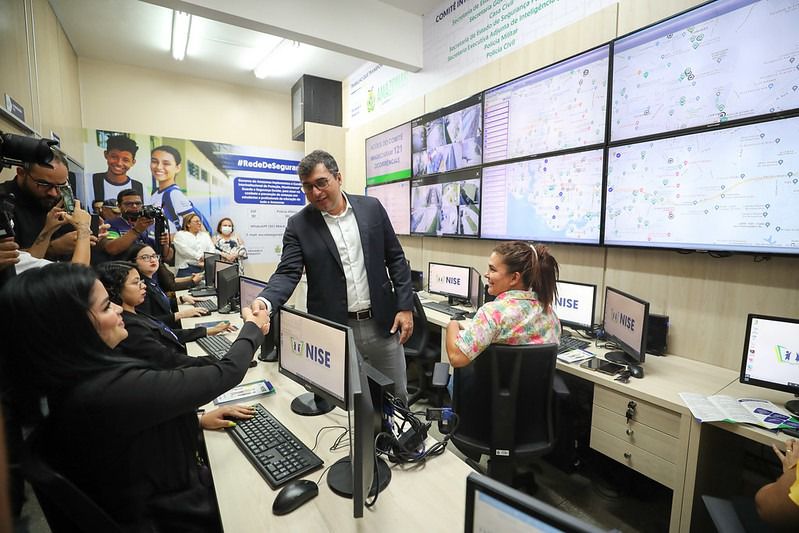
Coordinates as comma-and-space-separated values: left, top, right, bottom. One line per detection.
173, 213, 216, 277
0, 263, 269, 531
126, 243, 206, 328
755, 438, 799, 528
446, 241, 561, 368
213, 217, 247, 272
96, 261, 232, 369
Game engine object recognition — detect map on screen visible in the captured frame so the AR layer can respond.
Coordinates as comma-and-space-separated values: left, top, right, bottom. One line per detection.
605, 115, 799, 254
411, 168, 481, 237
612, 0, 799, 142
480, 149, 603, 244
366, 181, 410, 235
484, 45, 609, 163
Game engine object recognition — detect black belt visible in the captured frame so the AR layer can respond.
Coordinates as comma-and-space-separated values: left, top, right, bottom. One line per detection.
347, 308, 372, 321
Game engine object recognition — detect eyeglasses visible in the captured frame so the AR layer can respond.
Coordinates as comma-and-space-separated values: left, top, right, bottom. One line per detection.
301, 177, 333, 193
30, 177, 67, 191
137, 254, 160, 262
127, 278, 146, 287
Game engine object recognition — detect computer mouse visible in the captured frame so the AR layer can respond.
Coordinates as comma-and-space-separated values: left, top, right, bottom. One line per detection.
272, 479, 319, 515
628, 365, 644, 379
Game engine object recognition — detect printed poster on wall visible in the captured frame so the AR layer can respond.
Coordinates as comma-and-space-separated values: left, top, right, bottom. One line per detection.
79, 128, 304, 264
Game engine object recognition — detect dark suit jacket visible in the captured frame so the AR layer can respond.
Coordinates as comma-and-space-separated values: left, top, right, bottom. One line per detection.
259, 194, 413, 335
119, 310, 210, 368
137, 275, 180, 329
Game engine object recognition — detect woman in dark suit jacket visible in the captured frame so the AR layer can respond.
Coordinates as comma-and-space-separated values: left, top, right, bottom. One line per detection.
96, 261, 232, 369
0, 263, 270, 531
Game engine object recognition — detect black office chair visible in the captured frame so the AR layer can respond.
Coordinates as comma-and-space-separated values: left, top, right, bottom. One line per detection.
450, 342, 560, 488
404, 292, 442, 406
21, 426, 122, 533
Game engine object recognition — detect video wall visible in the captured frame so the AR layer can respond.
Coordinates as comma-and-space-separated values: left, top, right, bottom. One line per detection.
364, 0, 799, 256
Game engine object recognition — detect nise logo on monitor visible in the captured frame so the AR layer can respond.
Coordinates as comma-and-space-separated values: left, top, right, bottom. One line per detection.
553, 280, 596, 330
740, 314, 799, 416
428, 262, 470, 301
602, 286, 649, 365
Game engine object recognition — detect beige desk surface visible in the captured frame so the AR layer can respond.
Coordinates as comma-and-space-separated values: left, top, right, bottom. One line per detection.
181, 310, 473, 533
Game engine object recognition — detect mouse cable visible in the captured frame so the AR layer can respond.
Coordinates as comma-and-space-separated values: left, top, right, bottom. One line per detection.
315, 464, 335, 486
330, 428, 350, 452
309, 425, 347, 453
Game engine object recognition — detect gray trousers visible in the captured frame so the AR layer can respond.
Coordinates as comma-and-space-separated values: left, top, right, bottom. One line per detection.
347, 317, 408, 404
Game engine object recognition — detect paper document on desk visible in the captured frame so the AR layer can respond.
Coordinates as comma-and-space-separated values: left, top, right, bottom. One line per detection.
557, 349, 595, 364
679, 393, 799, 430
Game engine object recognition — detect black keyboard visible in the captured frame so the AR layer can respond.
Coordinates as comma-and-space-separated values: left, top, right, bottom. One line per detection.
190, 287, 216, 297
227, 404, 323, 489
558, 335, 591, 354
195, 299, 218, 312
195, 335, 232, 359
423, 301, 462, 316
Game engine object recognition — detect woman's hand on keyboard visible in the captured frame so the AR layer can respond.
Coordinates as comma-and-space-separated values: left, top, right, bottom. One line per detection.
201, 404, 257, 430
176, 307, 208, 320
207, 321, 234, 336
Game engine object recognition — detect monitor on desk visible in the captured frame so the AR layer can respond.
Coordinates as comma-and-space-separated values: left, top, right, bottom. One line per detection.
215, 265, 239, 314
469, 267, 483, 310
739, 314, 799, 417
213, 259, 235, 290
554, 280, 597, 331
465, 472, 604, 532
277, 307, 348, 416
428, 262, 471, 305
202, 252, 220, 287
239, 275, 275, 360
602, 286, 649, 366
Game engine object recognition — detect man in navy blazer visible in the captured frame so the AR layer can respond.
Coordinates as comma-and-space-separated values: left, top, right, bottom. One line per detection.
253, 150, 414, 401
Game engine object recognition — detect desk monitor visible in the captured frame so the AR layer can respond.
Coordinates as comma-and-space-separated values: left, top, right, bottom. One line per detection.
203, 252, 220, 287
428, 262, 471, 305
602, 286, 649, 366
328, 352, 392, 518
366, 180, 410, 235
216, 265, 239, 314
465, 472, 605, 533
739, 314, 799, 417
213, 259, 235, 290
238, 276, 275, 361
277, 307, 348, 416
469, 267, 483, 310
554, 280, 597, 331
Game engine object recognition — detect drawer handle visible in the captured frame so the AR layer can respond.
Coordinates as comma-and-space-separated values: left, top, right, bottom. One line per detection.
626, 428, 634, 436
623, 452, 632, 460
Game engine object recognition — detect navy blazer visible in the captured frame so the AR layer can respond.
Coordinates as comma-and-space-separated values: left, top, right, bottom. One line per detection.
259, 194, 413, 335
119, 310, 211, 369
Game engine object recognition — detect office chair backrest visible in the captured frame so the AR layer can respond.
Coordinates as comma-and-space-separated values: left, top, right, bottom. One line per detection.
404, 292, 429, 357
22, 426, 122, 533
452, 343, 559, 456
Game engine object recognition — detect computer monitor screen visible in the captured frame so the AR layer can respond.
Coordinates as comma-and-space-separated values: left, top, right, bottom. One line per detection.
483, 44, 609, 164
469, 267, 483, 310
604, 115, 799, 255
611, 0, 799, 142
554, 281, 597, 331
365, 122, 412, 186
213, 259, 235, 289
480, 149, 602, 244
277, 307, 349, 415
216, 266, 239, 314
465, 472, 604, 533
203, 252, 220, 287
602, 286, 649, 365
411, 93, 482, 178
739, 314, 799, 416
238, 275, 267, 318
410, 167, 481, 237
427, 262, 471, 302
366, 180, 410, 235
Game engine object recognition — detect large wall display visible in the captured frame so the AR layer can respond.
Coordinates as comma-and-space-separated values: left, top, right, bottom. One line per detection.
366, 180, 411, 235
365, 122, 412, 186
411, 167, 481, 238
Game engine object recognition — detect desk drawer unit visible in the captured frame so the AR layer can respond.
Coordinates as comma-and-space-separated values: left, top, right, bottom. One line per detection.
590, 386, 682, 489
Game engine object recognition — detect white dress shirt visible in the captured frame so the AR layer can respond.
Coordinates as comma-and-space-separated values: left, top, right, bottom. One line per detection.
173, 230, 215, 269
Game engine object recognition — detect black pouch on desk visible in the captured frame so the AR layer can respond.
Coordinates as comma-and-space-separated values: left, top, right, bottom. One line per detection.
580, 358, 624, 375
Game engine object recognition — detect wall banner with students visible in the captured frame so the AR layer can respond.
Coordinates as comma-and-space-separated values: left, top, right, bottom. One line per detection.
79, 128, 304, 264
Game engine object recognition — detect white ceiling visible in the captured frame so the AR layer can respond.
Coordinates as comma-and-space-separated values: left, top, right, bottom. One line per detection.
49, 0, 441, 94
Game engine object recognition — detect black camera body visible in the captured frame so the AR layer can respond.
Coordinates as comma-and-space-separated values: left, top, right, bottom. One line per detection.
123, 205, 167, 255
0, 193, 15, 239
0, 132, 57, 169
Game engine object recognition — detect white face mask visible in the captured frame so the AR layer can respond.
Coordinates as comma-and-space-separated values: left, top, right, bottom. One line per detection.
220, 225, 233, 235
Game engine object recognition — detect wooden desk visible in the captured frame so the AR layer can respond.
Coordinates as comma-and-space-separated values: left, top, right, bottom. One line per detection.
181, 310, 474, 532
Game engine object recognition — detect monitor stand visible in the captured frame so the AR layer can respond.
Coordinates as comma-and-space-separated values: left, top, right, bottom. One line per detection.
447, 296, 468, 306
605, 350, 639, 366
327, 457, 391, 498
785, 398, 799, 418
291, 393, 334, 416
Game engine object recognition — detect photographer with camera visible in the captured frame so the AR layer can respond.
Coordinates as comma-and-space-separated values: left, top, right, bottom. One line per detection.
101, 189, 173, 262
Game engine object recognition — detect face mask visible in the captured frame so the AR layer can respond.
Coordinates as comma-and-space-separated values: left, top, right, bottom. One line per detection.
220, 225, 233, 235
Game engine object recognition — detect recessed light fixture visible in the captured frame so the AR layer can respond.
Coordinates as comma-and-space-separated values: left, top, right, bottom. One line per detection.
171, 11, 192, 61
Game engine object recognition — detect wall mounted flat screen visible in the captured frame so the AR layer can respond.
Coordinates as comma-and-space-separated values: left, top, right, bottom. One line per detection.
611, 0, 799, 142
365, 122, 412, 186
411, 93, 482, 178
366, 180, 410, 235
411, 167, 481, 238
605, 116, 799, 255
483, 44, 609, 164
480, 149, 603, 244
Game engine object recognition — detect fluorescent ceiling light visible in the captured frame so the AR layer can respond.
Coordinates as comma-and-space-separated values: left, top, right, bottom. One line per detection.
171, 11, 192, 61
253, 40, 301, 79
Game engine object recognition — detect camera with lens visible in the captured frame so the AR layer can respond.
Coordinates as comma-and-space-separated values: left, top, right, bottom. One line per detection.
123, 204, 163, 222
0, 193, 16, 239
1, 131, 58, 169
